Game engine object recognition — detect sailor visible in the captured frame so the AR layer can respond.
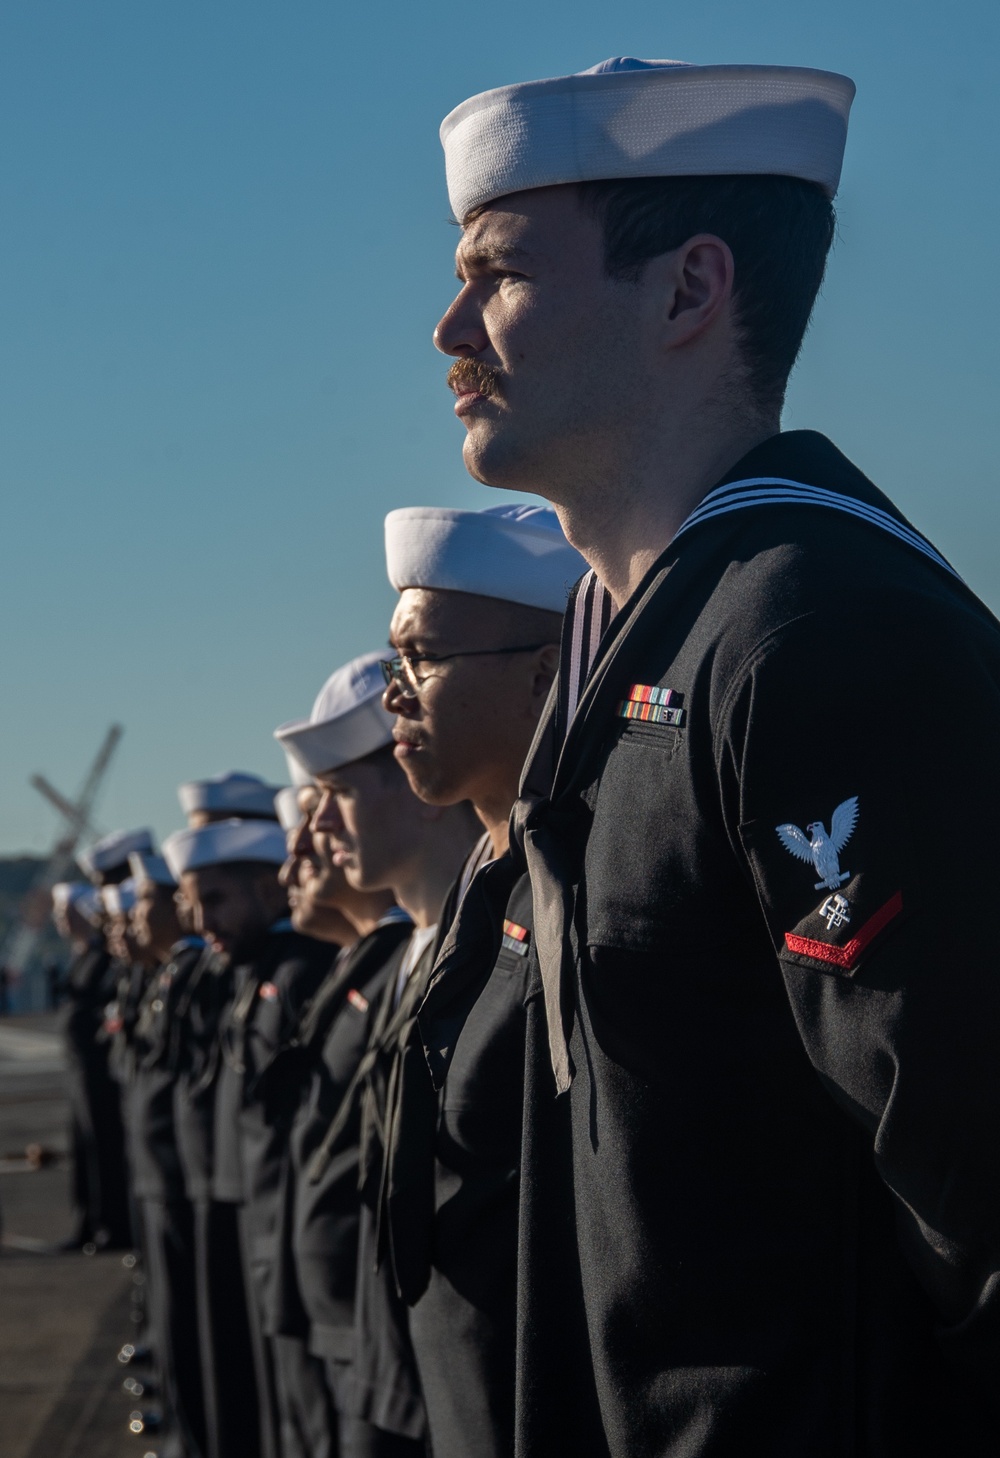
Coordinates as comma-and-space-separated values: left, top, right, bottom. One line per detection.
376, 503, 583, 1457
125, 849, 208, 1458
168, 771, 282, 1458
51, 880, 103, 940
103, 869, 182, 1406
65, 827, 154, 1250
50, 880, 111, 1249
101, 877, 141, 973
179, 771, 285, 827
274, 782, 363, 949
434, 57, 1000, 1454
78, 828, 156, 886
268, 697, 409, 1457
101, 877, 152, 1091
163, 816, 332, 1458
275, 777, 380, 963
234, 774, 360, 1458
277, 652, 481, 1456
99, 876, 153, 1310
173, 772, 284, 934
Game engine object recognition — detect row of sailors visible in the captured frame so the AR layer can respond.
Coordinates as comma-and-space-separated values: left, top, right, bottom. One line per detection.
48, 47, 1000, 1455
50, 501, 583, 1458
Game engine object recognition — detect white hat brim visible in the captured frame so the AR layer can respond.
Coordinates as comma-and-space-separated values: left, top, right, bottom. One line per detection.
442, 63, 855, 220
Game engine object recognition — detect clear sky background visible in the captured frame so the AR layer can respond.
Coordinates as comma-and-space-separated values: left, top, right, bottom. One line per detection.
1, 0, 997, 855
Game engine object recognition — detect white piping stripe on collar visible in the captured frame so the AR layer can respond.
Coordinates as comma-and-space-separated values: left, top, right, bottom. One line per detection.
586, 576, 607, 673
566, 573, 593, 724
564, 569, 615, 729
674, 476, 962, 581
563, 570, 613, 727
561, 474, 961, 732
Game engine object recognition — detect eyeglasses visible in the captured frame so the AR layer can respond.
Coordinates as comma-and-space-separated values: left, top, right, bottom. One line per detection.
380, 643, 550, 692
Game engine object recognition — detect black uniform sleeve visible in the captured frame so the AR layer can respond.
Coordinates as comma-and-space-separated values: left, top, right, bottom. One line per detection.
716, 605, 1000, 1402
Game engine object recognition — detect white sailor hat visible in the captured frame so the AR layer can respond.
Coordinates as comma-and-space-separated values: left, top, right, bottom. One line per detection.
102, 878, 137, 916
162, 819, 289, 880
385, 503, 585, 612
78, 828, 155, 881
51, 881, 104, 925
441, 56, 856, 221
177, 772, 283, 819
128, 851, 176, 887
274, 653, 395, 780
274, 786, 307, 834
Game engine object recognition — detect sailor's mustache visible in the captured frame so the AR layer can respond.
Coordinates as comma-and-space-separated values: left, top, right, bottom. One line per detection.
446, 359, 504, 399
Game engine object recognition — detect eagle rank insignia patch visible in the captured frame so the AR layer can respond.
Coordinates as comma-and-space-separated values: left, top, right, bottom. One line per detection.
776, 796, 859, 891
763, 793, 903, 975
739, 794, 904, 978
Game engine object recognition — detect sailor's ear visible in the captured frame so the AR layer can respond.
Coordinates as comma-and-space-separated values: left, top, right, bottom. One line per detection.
530, 644, 560, 706
649, 234, 734, 351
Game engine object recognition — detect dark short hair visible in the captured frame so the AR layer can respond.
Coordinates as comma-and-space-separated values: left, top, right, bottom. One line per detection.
577, 174, 836, 413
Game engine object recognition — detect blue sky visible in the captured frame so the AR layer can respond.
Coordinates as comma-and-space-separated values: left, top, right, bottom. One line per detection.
2, 0, 998, 854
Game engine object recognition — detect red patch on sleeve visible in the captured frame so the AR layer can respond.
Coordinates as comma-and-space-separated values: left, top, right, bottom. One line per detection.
784, 891, 903, 970
347, 989, 369, 1013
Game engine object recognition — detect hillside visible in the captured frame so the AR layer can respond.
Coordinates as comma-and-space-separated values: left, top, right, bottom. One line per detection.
0, 857, 47, 939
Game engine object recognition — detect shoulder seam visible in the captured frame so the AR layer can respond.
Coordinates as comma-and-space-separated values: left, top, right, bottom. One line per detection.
711, 610, 817, 765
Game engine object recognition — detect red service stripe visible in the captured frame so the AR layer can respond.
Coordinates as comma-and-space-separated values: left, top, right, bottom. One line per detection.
784, 891, 903, 970
502, 920, 529, 941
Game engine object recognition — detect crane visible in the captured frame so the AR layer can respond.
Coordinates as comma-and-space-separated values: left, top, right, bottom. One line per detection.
1, 726, 123, 998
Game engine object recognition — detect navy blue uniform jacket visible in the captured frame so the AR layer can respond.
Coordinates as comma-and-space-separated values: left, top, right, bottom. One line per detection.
511, 431, 1000, 1457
